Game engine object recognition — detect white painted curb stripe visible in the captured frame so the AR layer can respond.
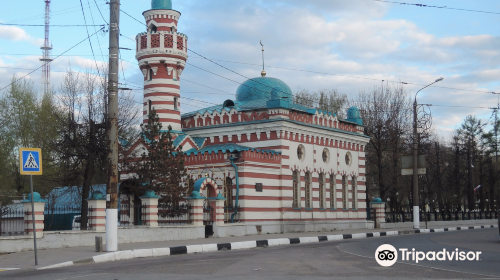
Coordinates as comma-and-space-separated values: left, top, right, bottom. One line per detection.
202, 244, 218, 252
152, 248, 170, 257
186, 245, 203, 254
231, 241, 257, 250
326, 234, 343, 241
133, 249, 153, 258
351, 233, 367, 239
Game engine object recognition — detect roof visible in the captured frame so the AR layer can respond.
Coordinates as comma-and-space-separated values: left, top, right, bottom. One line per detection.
184, 143, 281, 156
172, 134, 187, 148
192, 137, 206, 148
45, 185, 107, 208
183, 118, 371, 139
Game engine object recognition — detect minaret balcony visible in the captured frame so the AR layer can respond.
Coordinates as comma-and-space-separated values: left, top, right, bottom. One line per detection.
135, 31, 188, 60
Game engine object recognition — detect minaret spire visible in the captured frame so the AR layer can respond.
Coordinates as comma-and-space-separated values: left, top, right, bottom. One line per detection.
260, 40, 266, 77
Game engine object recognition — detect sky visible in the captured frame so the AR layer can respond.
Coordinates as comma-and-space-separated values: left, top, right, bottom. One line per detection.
1, 0, 499, 142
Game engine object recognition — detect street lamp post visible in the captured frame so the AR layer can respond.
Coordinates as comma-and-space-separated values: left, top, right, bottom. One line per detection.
413, 77, 443, 229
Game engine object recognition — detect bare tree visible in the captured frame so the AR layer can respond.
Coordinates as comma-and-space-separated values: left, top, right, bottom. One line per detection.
54, 68, 140, 229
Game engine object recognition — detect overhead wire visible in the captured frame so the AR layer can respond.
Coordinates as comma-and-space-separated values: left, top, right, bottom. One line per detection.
3, 3, 108, 24
86, 0, 107, 63
0, 23, 105, 27
118, 8, 499, 116
0, 26, 106, 92
79, 0, 102, 75
370, 0, 500, 15
114, 8, 500, 97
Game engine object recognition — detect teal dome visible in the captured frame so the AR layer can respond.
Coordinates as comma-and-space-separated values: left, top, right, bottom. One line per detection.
152, 0, 172, 10
347, 107, 360, 119
21, 192, 47, 203
87, 191, 105, 200
346, 106, 363, 125
236, 77, 293, 102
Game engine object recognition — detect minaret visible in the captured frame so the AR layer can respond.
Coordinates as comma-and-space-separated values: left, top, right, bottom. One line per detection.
136, 0, 188, 131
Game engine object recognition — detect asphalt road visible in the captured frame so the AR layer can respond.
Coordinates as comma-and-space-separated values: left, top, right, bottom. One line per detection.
2, 228, 499, 280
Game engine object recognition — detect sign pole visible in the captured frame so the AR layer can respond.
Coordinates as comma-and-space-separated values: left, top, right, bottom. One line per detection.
19, 147, 42, 266
30, 174, 38, 266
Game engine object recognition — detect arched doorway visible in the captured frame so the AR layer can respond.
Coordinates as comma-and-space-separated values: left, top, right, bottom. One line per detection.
192, 177, 221, 237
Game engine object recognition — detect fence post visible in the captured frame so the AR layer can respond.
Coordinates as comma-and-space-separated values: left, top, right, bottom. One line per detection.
186, 189, 204, 226
21, 192, 46, 238
86, 191, 107, 231
139, 190, 160, 227
369, 198, 385, 229
209, 193, 226, 226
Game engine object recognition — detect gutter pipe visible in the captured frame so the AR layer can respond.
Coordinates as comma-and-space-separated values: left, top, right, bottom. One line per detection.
230, 156, 239, 223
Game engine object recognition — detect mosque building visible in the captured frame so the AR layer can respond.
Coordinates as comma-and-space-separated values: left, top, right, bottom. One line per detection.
123, 0, 371, 232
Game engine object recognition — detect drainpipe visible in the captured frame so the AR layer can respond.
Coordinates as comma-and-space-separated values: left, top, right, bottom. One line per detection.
230, 156, 240, 223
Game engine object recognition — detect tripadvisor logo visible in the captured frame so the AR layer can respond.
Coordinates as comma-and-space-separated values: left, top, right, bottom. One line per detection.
375, 244, 482, 267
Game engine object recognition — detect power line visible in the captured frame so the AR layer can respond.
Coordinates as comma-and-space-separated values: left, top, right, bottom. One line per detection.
370, 0, 500, 15
79, 0, 101, 75
0, 53, 107, 57
93, 0, 108, 25
2, 4, 108, 24
189, 56, 497, 95
0, 26, 106, 92
0, 23, 106, 27
119, 9, 497, 96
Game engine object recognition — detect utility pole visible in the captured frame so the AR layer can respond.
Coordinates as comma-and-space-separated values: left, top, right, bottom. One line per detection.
412, 97, 419, 229
106, 0, 120, 252
412, 77, 443, 229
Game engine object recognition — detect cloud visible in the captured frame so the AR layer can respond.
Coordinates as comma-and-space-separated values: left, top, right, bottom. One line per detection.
0, 26, 44, 46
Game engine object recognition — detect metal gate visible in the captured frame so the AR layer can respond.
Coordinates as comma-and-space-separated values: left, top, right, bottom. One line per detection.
203, 199, 214, 237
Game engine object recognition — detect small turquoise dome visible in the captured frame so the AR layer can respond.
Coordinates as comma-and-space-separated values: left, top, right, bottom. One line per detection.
346, 106, 363, 126
21, 192, 47, 203
371, 197, 383, 203
140, 190, 161, 199
152, 0, 172, 10
87, 191, 105, 200
236, 77, 293, 102
347, 107, 360, 119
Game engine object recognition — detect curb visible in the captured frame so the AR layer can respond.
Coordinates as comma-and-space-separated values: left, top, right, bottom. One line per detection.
36, 224, 498, 270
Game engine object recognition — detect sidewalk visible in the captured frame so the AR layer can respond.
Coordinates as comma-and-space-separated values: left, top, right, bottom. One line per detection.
0, 220, 497, 270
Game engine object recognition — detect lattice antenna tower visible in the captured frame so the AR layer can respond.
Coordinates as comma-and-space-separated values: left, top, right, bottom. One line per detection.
40, 0, 53, 95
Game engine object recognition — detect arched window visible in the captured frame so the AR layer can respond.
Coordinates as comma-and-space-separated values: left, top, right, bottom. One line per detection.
330, 174, 336, 209
305, 172, 311, 209
352, 176, 358, 209
292, 170, 300, 209
174, 97, 178, 110
342, 175, 348, 210
225, 177, 233, 208
150, 24, 157, 33
148, 100, 152, 115
319, 173, 325, 209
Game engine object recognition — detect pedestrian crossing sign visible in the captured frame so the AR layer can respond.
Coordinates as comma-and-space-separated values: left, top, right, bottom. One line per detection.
19, 148, 42, 175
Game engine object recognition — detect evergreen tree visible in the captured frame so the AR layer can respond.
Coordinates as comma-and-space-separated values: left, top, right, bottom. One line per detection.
128, 109, 187, 208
